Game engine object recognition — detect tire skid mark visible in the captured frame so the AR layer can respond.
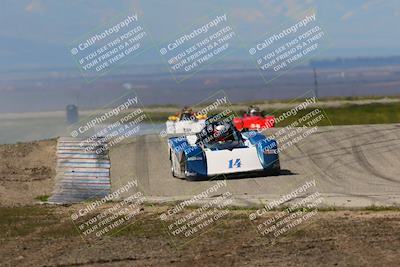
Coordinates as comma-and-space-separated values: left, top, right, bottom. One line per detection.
351, 144, 400, 184
322, 127, 378, 176
291, 124, 400, 162
313, 125, 400, 187
293, 141, 343, 189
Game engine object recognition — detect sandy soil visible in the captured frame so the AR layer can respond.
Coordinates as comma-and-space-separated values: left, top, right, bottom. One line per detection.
0, 205, 399, 267
0, 139, 56, 206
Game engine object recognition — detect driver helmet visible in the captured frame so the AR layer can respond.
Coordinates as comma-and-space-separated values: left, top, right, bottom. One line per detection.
249, 106, 261, 116
213, 124, 229, 142
180, 106, 193, 120
182, 106, 192, 113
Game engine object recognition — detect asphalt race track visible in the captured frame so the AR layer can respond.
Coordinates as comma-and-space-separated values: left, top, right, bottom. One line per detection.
110, 124, 400, 207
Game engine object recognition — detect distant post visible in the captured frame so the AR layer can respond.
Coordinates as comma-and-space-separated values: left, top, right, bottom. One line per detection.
313, 67, 319, 99
66, 104, 79, 124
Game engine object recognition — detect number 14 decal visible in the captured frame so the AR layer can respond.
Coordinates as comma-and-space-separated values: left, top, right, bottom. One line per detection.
228, 158, 241, 169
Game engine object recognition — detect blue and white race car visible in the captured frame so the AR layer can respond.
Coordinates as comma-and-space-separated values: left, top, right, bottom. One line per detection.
168, 118, 280, 180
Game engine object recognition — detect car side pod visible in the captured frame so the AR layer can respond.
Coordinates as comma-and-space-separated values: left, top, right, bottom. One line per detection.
258, 142, 280, 174
243, 131, 280, 174
183, 146, 208, 181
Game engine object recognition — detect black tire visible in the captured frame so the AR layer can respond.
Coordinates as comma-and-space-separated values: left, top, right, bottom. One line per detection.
180, 154, 187, 179
271, 167, 281, 176
185, 175, 206, 181
262, 161, 281, 176
171, 163, 177, 177
271, 159, 281, 175
171, 151, 188, 179
170, 149, 178, 178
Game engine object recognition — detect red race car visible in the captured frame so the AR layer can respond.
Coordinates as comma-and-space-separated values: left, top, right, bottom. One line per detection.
233, 106, 275, 131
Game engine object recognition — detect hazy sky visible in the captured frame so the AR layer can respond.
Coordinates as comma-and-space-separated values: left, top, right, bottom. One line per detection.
1, 0, 399, 70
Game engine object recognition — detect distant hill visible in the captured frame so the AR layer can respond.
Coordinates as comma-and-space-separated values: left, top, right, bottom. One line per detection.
310, 56, 400, 69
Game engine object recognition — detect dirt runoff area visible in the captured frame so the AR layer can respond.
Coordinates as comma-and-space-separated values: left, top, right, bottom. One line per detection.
0, 139, 56, 206
0, 205, 399, 267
